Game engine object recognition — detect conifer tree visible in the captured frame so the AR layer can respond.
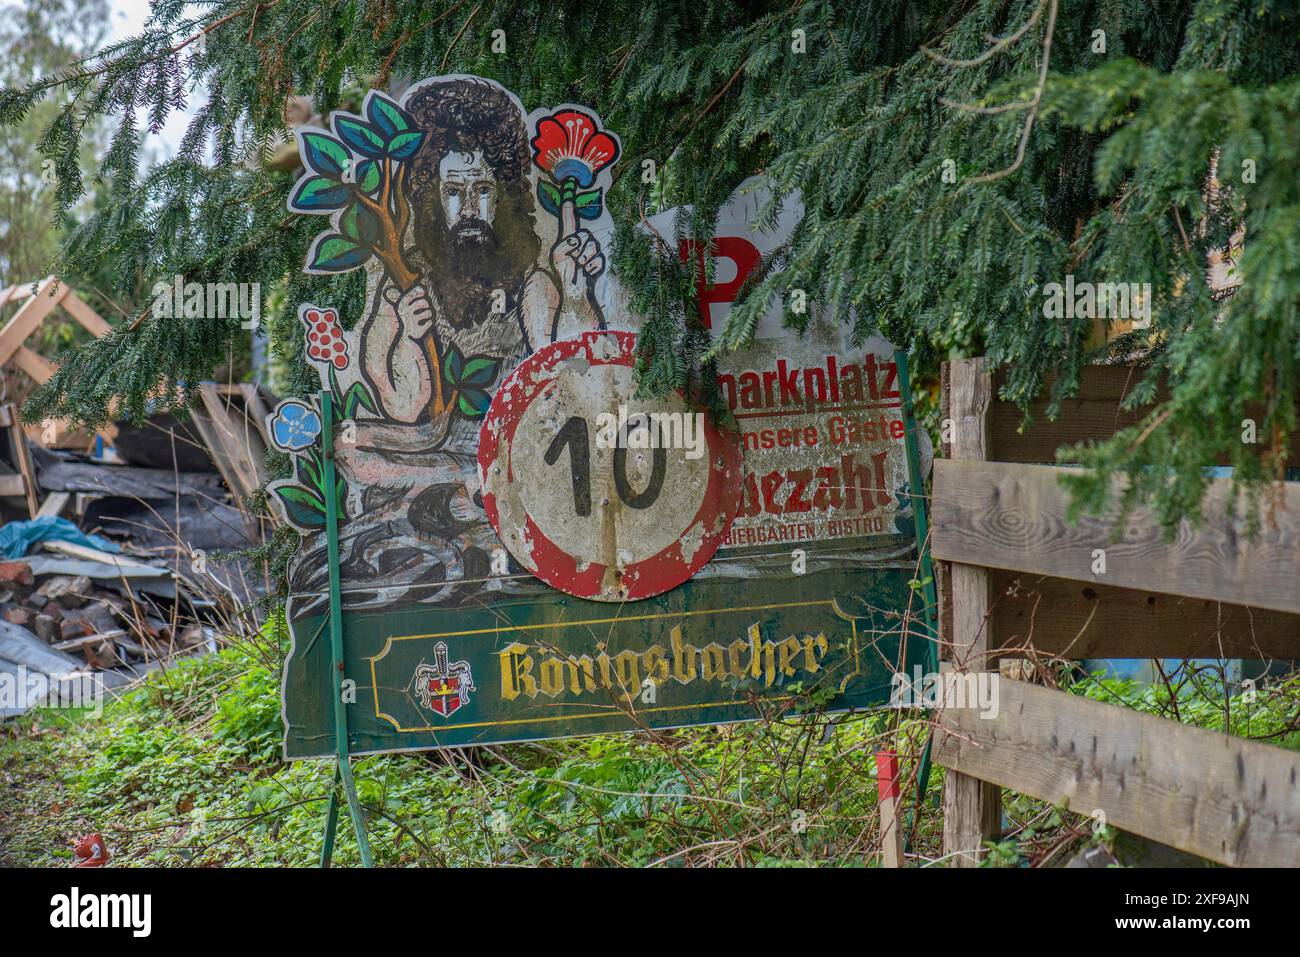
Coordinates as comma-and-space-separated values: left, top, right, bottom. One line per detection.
1, 0, 1295, 527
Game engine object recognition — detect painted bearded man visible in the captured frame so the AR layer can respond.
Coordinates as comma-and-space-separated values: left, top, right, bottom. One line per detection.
357, 76, 607, 444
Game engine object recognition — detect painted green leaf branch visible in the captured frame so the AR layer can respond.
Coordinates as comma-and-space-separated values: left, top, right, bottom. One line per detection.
441, 345, 500, 418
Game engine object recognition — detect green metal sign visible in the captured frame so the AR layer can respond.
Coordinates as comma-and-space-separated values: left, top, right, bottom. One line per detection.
283, 565, 924, 757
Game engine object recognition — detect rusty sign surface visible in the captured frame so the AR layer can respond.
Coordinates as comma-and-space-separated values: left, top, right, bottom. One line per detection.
269, 76, 929, 758
638, 183, 924, 555
478, 330, 743, 601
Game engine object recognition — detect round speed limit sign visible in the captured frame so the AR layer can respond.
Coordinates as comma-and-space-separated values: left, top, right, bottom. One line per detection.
478, 331, 742, 602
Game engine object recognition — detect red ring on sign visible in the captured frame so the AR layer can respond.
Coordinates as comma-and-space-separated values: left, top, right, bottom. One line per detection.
478, 330, 742, 601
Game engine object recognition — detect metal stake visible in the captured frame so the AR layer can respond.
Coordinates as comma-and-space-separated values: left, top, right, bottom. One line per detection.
893, 350, 941, 857
319, 390, 373, 868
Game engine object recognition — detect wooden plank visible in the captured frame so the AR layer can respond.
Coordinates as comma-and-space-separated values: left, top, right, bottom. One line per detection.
40, 539, 163, 573
989, 365, 1300, 467
36, 492, 71, 518
0, 282, 39, 308
0, 278, 68, 367
875, 750, 904, 867
5, 403, 38, 518
12, 346, 56, 385
238, 383, 274, 447
932, 460, 1300, 615
934, 679, 1300, 867
52, 630, 127, 652
991, 366, 1161, 464
190, 398, 255, 507
197, 383, 267, 501
58, 290, 113, 338
0, 473, 27, 497
989, 571, 1300, 660
940, 358, 1001, 867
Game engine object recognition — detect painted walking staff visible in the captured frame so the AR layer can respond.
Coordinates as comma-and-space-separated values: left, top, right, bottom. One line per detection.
273, 76, 623, 609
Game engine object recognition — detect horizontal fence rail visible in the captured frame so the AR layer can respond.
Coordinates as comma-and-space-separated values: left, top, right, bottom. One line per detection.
986, 365, 1300, 468
986, 571, 1300, 660
933, 459, 1300, 617
935, 359, 1300, 867
935, 679, 1300, 868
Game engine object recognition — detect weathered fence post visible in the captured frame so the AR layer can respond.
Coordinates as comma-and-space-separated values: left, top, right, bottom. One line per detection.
941, 357, 1002, 866
876, 749, 904, 867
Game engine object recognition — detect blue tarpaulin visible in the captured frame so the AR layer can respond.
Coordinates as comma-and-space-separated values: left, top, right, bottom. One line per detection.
0, 516, 120, 560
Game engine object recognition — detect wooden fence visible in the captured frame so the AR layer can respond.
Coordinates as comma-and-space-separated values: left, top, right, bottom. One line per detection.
931, 358, 1300, 867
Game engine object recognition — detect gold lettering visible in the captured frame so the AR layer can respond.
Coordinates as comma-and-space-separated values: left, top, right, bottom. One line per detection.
499, 642, 537, 700
728, 638, 749, 679
614, 649, 641, 696
566, 655, 597, 694
670, 626, 696, 684
597, 643, 613, 688
779, 636, 803, 677
802, 633, 828, 672
539, 657, 566, 697
702, 643, 727, 681
642, 645, 668, 683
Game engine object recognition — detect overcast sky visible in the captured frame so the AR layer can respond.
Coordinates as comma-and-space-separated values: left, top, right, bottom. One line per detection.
108, 0, 202, 158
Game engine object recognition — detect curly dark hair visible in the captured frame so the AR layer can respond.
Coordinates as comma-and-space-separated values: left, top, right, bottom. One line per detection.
406, 77, 532, 188
402, 78, 543, 330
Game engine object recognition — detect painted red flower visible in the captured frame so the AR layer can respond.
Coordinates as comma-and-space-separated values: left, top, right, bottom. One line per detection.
530, 110, 620, 188
303, 307, 348, 370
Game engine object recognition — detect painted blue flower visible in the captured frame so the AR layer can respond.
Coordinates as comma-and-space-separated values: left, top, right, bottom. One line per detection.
271, 401, 322, 451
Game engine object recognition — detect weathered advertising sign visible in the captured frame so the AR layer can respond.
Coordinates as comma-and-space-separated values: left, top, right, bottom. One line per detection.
479, 330, 744, 601
640, 185, 920, 555
270, 75, 930, 758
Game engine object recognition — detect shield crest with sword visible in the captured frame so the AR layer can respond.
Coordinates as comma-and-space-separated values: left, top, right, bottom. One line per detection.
413, 642, 476, 718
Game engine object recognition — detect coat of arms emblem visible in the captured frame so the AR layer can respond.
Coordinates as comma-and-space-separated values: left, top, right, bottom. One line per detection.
413, 642, 475, 718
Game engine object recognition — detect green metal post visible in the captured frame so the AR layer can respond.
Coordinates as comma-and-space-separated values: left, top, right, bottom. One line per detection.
893, 350, 941, 855
320, 390, 374, 868
320, 764, 340, 867
894, 350, 941, 668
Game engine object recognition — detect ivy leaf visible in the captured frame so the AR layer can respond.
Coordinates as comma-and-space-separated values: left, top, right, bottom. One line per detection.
307, 232, 370, 273
387, 130, 425, 161
299, 131, 350, 178
442, 343, 465, 386
460, 355, 500, 388
343, 381, 377, 419
366, 93, 413, 138
574, 187, 604, 220
298, 452, 323, 493
333, 116, 387, 159
355, 159, 381, 194
274, 485, 326, 528
537, 180, 562, 216
289, 175, 351, 212
457, 389, 492, 417
339, 203, 383, 245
